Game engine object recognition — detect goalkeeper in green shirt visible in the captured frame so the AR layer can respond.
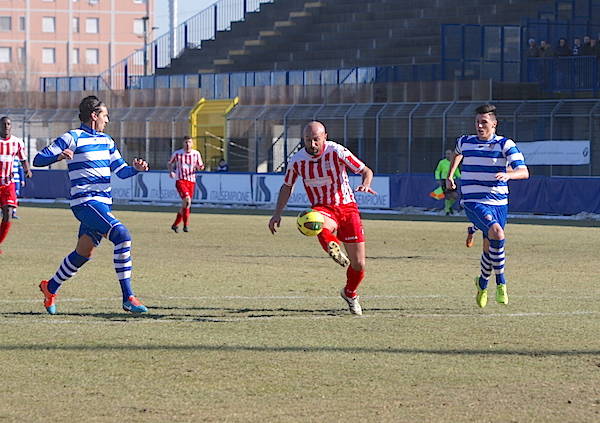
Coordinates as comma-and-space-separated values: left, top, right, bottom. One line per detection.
434, 149, 461, 215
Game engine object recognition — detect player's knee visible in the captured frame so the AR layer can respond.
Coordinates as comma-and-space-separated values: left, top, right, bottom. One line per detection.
350, 258, 366, 272
488, 225, 504, 240
108, 224, 131, 246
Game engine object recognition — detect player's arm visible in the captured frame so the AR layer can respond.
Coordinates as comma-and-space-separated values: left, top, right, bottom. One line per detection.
196, 153, 205, 171
496, 166, 529, 182
446, 153, 463, 190
268, 184, 293, 235
434, 160, 442, 181
356, 165, 377, 195
110, 143, 148, 179
167, 155, 177, 178
33, 135, 74, 167
496, 141, 529, 182
19, 160, 31, 179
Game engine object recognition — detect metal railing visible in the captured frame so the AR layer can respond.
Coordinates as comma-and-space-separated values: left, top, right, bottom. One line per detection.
61, 0, 275, 91
41, 63, 442, 96
441, 24, 523, 82
526, 56, 600, 92
227, 100, 600, 176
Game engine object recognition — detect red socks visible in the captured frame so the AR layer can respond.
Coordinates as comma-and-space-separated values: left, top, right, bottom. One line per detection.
345, 266, 365, 298
173, 212, 183, 227
173, 208, 191, 227
0, 221, 11, 244
317, 228, 339, 252
182, 207, 191, 226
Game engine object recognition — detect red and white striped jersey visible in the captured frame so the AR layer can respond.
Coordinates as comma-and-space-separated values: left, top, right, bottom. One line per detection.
0, 136, 25, 186
168, 149, 204, 182
284, 141, 365, 206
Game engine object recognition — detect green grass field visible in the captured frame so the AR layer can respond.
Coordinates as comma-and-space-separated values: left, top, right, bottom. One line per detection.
1, 206, 599, 422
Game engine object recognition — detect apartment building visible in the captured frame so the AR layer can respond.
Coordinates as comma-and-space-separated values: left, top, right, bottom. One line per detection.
0, 0, 154, 91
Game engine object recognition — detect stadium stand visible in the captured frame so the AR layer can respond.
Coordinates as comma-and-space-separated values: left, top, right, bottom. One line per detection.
157, 0, 554, 75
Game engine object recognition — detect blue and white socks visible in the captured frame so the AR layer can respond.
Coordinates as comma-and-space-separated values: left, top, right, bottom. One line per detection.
489, 238, 506, 286
47, 251, 90, 294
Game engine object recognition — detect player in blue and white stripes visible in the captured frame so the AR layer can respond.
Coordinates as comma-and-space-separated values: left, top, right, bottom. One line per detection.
11, 158, 24, 219
446, 104, 529, 308
33, 96, 149, 315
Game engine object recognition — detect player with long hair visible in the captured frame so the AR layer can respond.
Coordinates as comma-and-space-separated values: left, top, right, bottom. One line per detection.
34, 96, 149, 314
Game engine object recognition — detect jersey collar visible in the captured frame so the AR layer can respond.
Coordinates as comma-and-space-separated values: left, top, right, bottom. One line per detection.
79, 124, 98, 135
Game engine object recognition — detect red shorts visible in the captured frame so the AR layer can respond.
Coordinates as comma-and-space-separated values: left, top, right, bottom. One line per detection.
175, 180, 195, 200
0, 183, 17, 208
312, 203, 364, 243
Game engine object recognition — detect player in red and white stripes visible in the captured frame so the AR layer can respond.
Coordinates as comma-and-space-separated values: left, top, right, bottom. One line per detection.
269, 121, 376, 315
167, 135, 204, 233
0, 116, 32, 253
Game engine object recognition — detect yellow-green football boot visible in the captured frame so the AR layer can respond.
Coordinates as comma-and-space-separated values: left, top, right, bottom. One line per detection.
496, 284, 508, 305
475, 277, 488, 308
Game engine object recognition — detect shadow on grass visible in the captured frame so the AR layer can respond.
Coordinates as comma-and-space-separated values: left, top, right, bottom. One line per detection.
0, 342, 598, 357
229, 254, 427, 260
0, 306, 352, 322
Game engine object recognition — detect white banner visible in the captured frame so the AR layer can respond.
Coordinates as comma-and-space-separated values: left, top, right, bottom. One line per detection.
111, 172, 390, 209
518, 141, 590, 165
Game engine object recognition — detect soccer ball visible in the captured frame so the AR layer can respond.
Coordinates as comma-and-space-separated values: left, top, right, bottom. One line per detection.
296, 209, 325, 237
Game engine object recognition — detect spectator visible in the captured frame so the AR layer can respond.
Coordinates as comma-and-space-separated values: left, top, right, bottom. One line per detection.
526, 38, 540, 57
580, 35, 594, 56
572, 37, 582, 55
555, 38, 572, 56
539, 40, 554, 57
217, 158, 229, 172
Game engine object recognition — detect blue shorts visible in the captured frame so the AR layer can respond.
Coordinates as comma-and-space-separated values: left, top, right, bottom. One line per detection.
463, 202, 508, 238
72, 201, 121, 247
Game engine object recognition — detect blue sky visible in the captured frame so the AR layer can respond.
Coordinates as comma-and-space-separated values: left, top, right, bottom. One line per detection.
154, 0, 215, 38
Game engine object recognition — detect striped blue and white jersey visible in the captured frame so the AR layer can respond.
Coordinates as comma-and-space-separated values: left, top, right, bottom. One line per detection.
455, 134, 526, 206
12, 157, 23, 186
33, 125, 138, 207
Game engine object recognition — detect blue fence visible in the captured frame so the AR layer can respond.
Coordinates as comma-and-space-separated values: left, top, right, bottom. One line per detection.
41, 63, 442, 98
526, 56, 600, 92
441, 24, 523, 82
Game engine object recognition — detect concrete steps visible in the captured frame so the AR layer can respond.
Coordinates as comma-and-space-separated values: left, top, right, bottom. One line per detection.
155, 0, 555, 76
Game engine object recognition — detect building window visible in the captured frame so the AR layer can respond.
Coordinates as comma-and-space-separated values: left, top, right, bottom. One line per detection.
0, 78, 11, 92
42, 17, 56, 33
134, 0, 146, 3
133, 19, 144, 35
86, 48, 99, 64
72, 17, 79, 33
0, 78, 10, 92
0, 47, 11, 63
72, 48, 79, 64
0, 16, 11, 32
42, 48, 56, 64
18, 47, 25, 63
85, 17, 99, 33
89, 0, 99, 5
19, 16, 25, 31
